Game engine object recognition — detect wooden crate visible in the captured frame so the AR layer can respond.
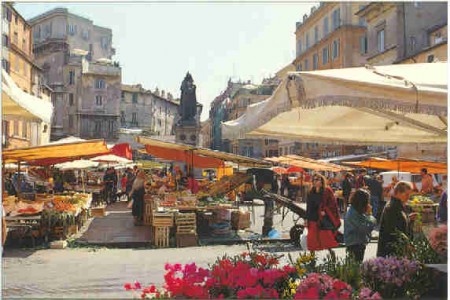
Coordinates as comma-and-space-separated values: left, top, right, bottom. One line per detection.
152, 213, 174, 227
143, 201, 155, 226
231, 211, 251, 230
175, 213, 196, 233
91, 206, 106, 217
153, 226, 171, 248
176, 233, 198, 247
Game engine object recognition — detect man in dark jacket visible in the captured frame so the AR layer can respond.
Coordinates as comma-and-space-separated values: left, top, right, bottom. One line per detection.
377, 181, 416, 257
366, 175, 383, 222
342, 173, 353, 213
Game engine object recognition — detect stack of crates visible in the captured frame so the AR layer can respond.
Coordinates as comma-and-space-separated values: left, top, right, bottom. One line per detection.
175, 213, 198, 247
151, 213, 173, 248
143, 196, 157, 226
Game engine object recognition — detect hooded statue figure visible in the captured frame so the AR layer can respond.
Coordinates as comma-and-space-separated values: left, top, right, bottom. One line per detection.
178, 72, 197, 125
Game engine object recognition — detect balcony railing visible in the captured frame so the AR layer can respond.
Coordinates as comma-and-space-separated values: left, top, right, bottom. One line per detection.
82, 59, 121, 76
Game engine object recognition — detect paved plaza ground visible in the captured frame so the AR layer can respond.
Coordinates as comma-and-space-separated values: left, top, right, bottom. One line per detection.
2, 242, 379, 299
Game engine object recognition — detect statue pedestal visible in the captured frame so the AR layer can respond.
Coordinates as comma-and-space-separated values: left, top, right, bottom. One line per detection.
175, 124, 200, 146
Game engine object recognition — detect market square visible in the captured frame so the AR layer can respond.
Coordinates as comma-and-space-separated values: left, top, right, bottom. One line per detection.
1, 1, 448, 299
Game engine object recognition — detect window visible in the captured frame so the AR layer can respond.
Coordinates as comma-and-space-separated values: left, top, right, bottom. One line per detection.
121, 111, 125, 123
304, 58, 309, 71
413, 2, 421, 8
3, 7, 12, 22
68, 24, 77, 35
14, 56, 19, 72
332, 39, 340, 60
359, 5, 366, 27
305, 33, 310, 49
377, 29, 385, 52
95, 79, 106, 89
279, 148, 283, 156
108, 120, 114, 135
22, 38, 26, 52
427, 55, 435, 63
2, 34, 8, 48
296, 39, 302, 56
101, 37, 109, 49
332, 8, 340, 31
296, 64, 302, 71
95, 95, 103, 106
82, 29, 89, 40
14, 14, 18, 24
313, 53, 319, 70
121, 91, 125, 101
22, 121, 27, 138
13, 32, 18, 44
360, 35, 368, 54
131, 112, 137, 125
45, 23, 52, 38
22, 61, 26, 76
69, 93, 74, 106
322, 47, 329, 64
410, 36, 416, 52
13, 120, 19, 136
94, 121, 102, 134
132, 93, 138, 103
158, 119, 162, 127
314, 26, 319, 43
2, 59, 10, 73
34, 25, 41, 39
69, 70, 75, 85
323, 16, 329, 36
69, 115, 73, 128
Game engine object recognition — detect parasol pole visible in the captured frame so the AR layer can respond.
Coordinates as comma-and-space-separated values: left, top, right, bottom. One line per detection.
17, 161, 21, 200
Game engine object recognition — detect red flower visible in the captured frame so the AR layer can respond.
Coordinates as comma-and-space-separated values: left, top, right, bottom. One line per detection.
134, 281, 142, 290
324, 290, 339, 299
295, 286, 320, 299
124, 283, 132, 291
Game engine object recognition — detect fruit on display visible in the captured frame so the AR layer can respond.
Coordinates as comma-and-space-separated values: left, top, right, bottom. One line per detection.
409, 195, 434, 205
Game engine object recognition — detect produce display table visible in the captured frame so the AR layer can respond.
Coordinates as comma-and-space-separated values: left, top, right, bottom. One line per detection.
6, 215, 42, 246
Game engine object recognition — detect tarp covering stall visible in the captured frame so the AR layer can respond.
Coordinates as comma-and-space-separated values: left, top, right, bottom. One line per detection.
223, 63, 447, 145
2, 69, 53, 123
144, 145, 224, 168
137, 136, 271, 168
343, 158, 447, 174
266, 155, 351, 172
3, 139, 110, 165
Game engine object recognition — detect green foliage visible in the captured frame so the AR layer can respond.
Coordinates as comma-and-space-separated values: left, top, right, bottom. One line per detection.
392, 231, 442, 264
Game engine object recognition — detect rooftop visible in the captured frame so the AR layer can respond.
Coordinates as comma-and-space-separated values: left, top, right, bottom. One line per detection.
121, 84, 180, 106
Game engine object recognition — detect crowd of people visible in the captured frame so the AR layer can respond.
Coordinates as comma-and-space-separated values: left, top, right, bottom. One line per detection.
300, 167, 447, 263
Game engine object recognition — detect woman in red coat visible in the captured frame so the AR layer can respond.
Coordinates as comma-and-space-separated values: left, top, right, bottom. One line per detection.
306, 174, 340, 256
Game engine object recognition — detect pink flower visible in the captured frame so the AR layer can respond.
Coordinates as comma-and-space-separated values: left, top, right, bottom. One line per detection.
134, 281, 142, 290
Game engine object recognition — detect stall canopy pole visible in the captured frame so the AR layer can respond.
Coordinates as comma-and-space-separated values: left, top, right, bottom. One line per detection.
17, 161, 21, 199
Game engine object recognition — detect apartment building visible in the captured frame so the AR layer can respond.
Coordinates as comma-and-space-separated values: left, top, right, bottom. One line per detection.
356, 2, 447, 65
294, 2, 369, 72
2, 3, 52, 149
120, 84, 179, 136
29, 8, 121, 141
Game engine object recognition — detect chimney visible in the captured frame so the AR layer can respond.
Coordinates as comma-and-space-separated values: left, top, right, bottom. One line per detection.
161, 90, 166, 98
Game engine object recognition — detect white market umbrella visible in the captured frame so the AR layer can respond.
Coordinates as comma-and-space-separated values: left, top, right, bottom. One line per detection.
223, 62, 447, 145
90, 154, 132, 164
55, 159, 99, 170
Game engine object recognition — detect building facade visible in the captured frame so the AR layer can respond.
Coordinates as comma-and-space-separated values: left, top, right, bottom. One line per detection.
294, 2, 369, 72
357, 2, 447, 65
120, 84, 179, 136
290, 2, 378, 159
29, 8, 121, 141
200, 119, 211, 149
2, 3, 52, 149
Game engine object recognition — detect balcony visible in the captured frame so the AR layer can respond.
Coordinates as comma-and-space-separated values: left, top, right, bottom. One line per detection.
82, 59, 121, 77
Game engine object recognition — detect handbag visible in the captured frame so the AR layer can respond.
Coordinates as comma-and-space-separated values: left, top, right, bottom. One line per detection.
318, 214, 336, 230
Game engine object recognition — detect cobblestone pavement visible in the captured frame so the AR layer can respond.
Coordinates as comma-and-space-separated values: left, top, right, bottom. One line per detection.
2, 242, 378, 299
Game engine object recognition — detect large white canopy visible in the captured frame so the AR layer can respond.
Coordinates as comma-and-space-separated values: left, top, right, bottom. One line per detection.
55, 159, 99, 170
222, 63, 447, 145
2, 69, 53, 124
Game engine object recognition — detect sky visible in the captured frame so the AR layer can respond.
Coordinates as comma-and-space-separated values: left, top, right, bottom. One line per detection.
15, 1, 317, 121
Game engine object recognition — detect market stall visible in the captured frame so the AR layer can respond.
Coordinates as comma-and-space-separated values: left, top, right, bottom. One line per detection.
342, 158, 447, 174
2, 140, 111, 244
135, 137, 271, 247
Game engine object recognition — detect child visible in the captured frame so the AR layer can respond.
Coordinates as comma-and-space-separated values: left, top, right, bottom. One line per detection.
344, 189, 377, 262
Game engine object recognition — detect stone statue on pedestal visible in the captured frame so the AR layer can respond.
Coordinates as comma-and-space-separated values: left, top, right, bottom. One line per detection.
178, 72, 198, 126
176, 72, 200, 146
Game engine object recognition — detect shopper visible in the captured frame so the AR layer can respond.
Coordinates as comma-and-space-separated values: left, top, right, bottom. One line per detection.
438, 190, 447, 223
129, 170, 147, 226
377, 181, 416, 257
125, 168, 135, 202
342, 173, 353, 214
344, 189, 377, 262
420, 168, 434, 195
366, 174, 383, 222
355, 169, 367, 189
306, 174, 340, 257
